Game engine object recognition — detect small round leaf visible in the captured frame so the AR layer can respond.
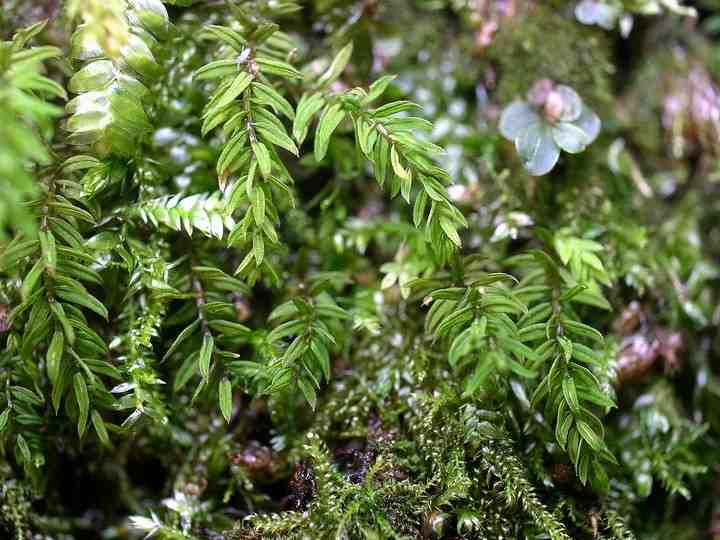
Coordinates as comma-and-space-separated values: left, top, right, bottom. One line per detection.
575, 0, 618, 30
499, 101, 540, 140
516, 124, 560, 176
552, 122, 590, 154
574, 105, 602, 143
556, 85, 583, 122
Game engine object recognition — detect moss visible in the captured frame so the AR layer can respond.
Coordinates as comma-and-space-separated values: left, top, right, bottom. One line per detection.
489, 4, 614, 109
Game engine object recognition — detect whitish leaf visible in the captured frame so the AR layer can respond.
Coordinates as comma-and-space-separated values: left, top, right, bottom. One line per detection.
516, 124, 560, 176
111, 382, 135, 394
576, 0, 618, 30
575, 105, 601, 143
499, 101, 540, 140
552, 122, 590, 154
556, 85, 582, 122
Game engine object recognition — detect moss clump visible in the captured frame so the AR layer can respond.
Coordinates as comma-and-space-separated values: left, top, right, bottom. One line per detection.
489, 5, 614, 108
